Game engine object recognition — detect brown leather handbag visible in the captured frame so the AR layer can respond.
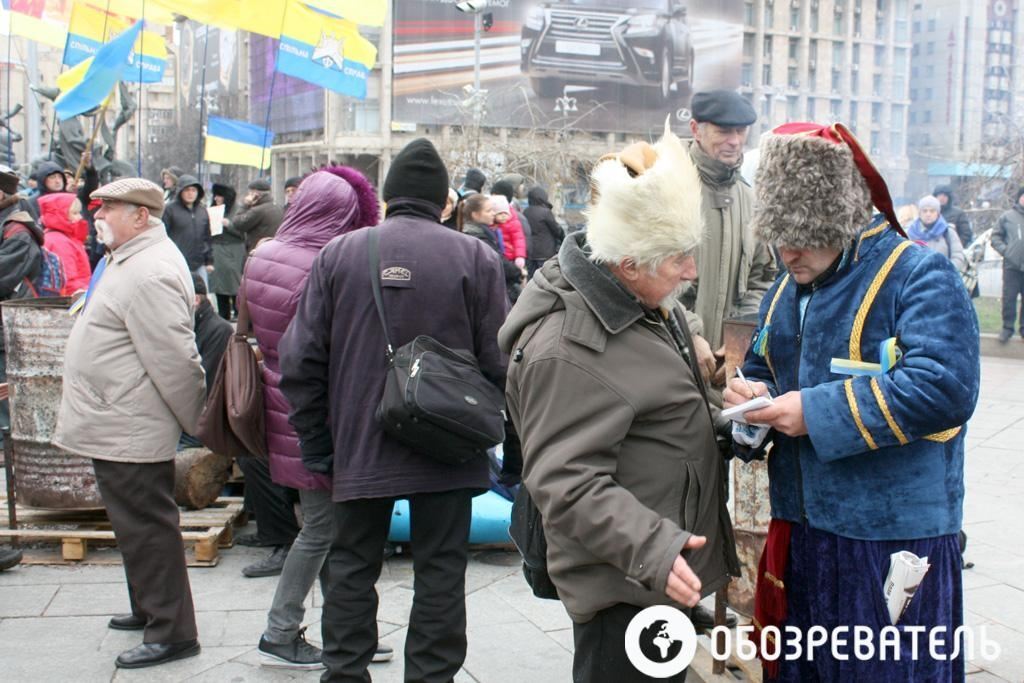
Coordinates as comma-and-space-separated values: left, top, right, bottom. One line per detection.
196, 278, 268, 459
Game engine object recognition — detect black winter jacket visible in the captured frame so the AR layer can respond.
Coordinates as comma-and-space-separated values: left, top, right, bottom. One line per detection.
163, 182, 212, 270
523, 187, 562, 261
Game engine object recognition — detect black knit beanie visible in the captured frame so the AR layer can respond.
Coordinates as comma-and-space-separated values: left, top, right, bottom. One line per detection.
383, 138, 449, 209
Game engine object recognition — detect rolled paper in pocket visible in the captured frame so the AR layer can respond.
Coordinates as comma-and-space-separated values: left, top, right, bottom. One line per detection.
883, 550, 930, 626
831, 337, 902, 376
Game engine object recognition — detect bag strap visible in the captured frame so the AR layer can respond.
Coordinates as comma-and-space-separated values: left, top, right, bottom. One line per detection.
235, 275, 253, 337
367, 228, 395, 360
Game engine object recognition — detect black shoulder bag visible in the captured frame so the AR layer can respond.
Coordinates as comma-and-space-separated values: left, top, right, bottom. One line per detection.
368, 228, 506, 465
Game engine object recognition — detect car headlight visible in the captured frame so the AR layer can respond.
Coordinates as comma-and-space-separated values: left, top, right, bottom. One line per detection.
525, 7, 545, 31
627, 14, 659, 33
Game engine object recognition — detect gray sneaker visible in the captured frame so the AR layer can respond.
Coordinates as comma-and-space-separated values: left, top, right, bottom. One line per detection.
258, 628, 324, 670
372, 643, 394, 663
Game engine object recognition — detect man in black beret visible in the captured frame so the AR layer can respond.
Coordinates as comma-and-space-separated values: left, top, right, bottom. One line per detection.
683, 89, 777, 631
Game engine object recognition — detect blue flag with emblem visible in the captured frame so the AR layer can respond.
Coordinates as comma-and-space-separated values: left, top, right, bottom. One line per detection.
54, 19, 142, 121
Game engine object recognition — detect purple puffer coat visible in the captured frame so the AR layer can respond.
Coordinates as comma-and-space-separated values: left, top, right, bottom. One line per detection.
242, 169, 379, 490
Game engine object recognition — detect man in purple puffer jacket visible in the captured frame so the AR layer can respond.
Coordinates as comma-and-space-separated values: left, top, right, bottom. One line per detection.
242, 168, 390, 670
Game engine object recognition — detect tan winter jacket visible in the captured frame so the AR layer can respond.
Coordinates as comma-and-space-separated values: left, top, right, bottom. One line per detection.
54, 225, 206, 463
498, 233, 739, 623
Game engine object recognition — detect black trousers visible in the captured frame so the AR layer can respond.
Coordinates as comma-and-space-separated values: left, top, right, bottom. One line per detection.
572, 603, 688, 683
93, 458, 197, 644
1001, 268, 1024, 334
320, 488, 474, 683
215, 294, 236, 321
236, 454, 299, 547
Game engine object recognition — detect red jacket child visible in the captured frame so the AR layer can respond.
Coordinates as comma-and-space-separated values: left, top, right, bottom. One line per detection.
39, 192, 91, 295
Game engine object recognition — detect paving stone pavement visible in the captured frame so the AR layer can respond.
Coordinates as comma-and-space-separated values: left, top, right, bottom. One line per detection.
1, 356, 1023, 682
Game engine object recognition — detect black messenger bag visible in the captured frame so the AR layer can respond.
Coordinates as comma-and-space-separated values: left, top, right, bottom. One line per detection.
368, 229, 505, 465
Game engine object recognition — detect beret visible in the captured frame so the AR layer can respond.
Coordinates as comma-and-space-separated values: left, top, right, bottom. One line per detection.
248, 178, 271, 192
691, 90, 757, 127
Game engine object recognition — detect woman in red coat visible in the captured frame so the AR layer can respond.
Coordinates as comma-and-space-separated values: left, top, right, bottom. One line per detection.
39, 192, 90, 295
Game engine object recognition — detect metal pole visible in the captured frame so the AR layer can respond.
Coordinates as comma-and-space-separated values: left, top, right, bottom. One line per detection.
5, 29, 12, 166
196, 25, 211, 182
137, 0, 146, 176
3, 427, 18, 547
26, 42, 40, 163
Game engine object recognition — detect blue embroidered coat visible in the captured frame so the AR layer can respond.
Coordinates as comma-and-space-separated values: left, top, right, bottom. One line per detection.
740, 217, 981, 541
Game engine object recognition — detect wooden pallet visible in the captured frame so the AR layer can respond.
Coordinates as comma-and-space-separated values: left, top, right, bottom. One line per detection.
0, 497, 245, 567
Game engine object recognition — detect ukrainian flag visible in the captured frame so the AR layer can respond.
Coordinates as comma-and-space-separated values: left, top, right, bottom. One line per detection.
64, 1, 168, 83
276, 1, 377, 99
55, 19, 142, 120
204, 117, 275, 170
305, 0, 387, 27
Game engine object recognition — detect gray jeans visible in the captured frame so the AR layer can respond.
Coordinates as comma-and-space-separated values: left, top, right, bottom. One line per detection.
264, 487, 334, 644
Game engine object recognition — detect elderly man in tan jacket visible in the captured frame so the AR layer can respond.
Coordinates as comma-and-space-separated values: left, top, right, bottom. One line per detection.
54, 178, 207, 670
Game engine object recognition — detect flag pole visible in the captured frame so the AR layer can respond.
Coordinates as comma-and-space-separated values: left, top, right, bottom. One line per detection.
5, 26, 12, 166
195, 24, 210, 183
136, 0, 146, 176
73, 94, 113, 185
258, 2, 290, 178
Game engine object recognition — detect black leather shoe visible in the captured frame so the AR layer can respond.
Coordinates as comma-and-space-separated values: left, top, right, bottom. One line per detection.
242, 545, 289, 578
235, 532, 274, 548
115, 640, 201, 669
691, 604, 738, 632
0, 548, 22, 571
108, 614, 146, 631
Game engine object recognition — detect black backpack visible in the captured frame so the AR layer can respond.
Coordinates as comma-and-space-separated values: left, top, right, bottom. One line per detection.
368, 228, 506, 465
509, 484, 559, 600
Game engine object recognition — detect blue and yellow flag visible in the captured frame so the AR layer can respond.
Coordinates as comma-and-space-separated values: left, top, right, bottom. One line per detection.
276, 1, 377, 99
64, 2, 167, 83
204, 117, 275, 170
55, 19, 142, 120
2, 0, 72, 48
306, 0, 387, 27
150, 0, 285, 39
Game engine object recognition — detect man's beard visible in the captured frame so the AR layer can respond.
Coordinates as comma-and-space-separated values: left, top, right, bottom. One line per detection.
658, 281, 689, 310
94, 219, 114, 246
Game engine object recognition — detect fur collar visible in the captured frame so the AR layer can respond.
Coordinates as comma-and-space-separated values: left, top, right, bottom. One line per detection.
559, 232, 645, 335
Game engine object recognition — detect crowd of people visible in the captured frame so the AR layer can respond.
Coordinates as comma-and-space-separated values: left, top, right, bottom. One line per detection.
0, 86, 1008, 682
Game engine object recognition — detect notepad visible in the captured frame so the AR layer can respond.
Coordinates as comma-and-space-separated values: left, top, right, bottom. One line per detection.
721, 396, 774, 424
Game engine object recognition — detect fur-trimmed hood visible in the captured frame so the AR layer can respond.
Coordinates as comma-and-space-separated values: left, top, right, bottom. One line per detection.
585, 125, 703, 264
751, 131, 873, 250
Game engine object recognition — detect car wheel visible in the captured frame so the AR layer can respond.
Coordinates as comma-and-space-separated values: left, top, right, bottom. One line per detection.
659, 46, 673, 102
530, 77, 563, 99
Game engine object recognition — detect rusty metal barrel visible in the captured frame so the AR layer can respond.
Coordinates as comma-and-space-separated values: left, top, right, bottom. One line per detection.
723, 314, 769, 618
1, 297, 103, 509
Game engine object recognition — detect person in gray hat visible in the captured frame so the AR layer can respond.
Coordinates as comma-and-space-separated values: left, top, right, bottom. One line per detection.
684, 90, 777, 389
684, 90, 776, 631
54, 178, 206, 670
231, 178, 283, 252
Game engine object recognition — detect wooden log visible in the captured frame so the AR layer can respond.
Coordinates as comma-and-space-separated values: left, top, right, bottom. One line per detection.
174, 448, 232, 510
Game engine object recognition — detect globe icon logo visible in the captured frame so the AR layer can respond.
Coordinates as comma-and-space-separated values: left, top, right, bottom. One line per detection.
639, 619, 684, 663
625, 606, 698, 678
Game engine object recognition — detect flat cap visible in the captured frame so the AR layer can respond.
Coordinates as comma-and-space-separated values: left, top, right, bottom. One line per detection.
284, 176, 304, 189
248, 178, 271, 192
691, 89, 757, 127
91, 178, 165, 218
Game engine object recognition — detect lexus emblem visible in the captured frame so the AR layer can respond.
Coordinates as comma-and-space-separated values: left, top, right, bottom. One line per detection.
575, 16, 589, 28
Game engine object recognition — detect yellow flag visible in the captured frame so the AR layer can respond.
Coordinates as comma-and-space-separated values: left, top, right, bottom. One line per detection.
149, 0, 286, 38
92, 0, 176, 25
305, 0, 386, 27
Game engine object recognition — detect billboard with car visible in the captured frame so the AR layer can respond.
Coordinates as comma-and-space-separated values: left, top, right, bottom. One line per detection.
392, 0, 743, 135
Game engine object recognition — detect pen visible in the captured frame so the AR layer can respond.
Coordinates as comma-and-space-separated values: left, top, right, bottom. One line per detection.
736, 367, 757, 399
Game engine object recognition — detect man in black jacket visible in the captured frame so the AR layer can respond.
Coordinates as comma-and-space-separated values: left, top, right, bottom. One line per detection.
523, 185, 562, 276
934, 184, 973, 248
163, 175, 213, 287
232, 179, 283, 252
279, 139, 508, 683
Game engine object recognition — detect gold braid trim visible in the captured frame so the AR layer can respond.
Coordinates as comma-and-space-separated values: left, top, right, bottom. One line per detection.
924, 427, 962, 442
870, 377, 909, 446
845, 379, 878, 450
849, 240, 913, 362
854, 222, 889, 261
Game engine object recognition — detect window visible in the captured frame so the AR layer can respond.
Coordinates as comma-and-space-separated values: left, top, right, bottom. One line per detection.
909, 111, 917, 124
744, 1, 755, 25
849, 101, 858, 126
830, 98, 843, 120
789, 66, 800, 88
764, 4, 774, 28
922, 111, 932, 123
763, 64, 772, 85
912, 20, 920, 33
741, 63, 754, 85
810, 7, 819, 32
850, 70, 859, 94
927, 18, 936, 32
872, 102, 882, 119
852, 44, 861, 64
892, 76, 905, 96
910, 88, 917, 100
809, 38, 819, 60
854, 14, 862, 34
891, 104, 905, 126
807, 97, 816, 119
744, 33, 755, 58
924, 86, 933, 100
832, 70, 842, 91
789, 37, 800, 60
870, 131, 881, 152
790, 6, 801, 30
764, 35, 773, 58
788, 97, 800, 120
834, 12, 845, 34
926, 41, 934, 54
925, 65, 934, 77
875, 45, 885, 65
833, 41, 844, 67
872, 74, 883, 96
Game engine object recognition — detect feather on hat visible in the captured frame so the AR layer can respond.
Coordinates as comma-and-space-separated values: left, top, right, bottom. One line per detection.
586, 121, 703, 265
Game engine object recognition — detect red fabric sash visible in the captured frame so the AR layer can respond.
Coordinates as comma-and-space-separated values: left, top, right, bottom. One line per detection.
753, 519, 793, 679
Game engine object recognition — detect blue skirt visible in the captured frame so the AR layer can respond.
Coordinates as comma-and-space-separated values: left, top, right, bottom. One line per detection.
773, 523, 964, 682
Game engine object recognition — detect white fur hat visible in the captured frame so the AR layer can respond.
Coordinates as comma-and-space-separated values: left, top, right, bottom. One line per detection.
585, 123, 703, 265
